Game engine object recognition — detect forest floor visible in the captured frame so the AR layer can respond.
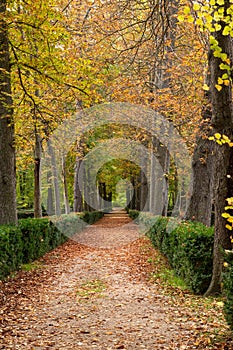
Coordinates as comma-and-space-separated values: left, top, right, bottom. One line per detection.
0, 210, 233, 350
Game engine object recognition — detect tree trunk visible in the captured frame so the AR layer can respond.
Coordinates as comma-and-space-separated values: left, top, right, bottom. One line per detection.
135, 175, 141, 211
34, 130, 42, 218
205, 1, 233, 295
61, 155, 70, 214
47, 170, 54, 215
205, 140, 233, 296
73, 155, 83, 212
140, 147, 149, 211
47, 139, 61, 216
0, 0, 17, 225
161, 148, 170, 217
185, 122, 214, 226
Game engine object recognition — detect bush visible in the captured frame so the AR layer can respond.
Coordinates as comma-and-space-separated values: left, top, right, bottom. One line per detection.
168, 221, 214, 294
81, 211, 104, 225
138, 214, 214, 294
127, 209, 140, 221
222, 251, 233, 330
18, 218, 67, 263
0, 211, 103, 279
0, 225, 23, 279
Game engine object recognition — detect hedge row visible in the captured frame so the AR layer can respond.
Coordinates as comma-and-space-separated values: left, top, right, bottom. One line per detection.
0, 211, 103, 280
222, 251, 233, 330
128, 211, 214, 294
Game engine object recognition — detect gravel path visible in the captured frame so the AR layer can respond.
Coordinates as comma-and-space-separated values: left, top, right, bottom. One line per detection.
0, 210, 230, 349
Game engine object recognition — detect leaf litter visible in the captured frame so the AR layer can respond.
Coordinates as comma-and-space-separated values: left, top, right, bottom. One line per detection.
0, 212, 232, 349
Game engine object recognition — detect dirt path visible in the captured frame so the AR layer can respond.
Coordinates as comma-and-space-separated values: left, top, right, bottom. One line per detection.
0, 211, 231, 349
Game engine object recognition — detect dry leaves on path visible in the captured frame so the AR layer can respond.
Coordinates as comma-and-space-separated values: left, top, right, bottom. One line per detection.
0, 211, 232, 349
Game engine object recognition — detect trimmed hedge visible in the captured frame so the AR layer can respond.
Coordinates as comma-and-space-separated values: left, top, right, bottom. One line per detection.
0, 211, 103, 280
133, 212, 214, 294
222, 251, 233, 330
0, 225, 23, 279
127, 209, 140, 221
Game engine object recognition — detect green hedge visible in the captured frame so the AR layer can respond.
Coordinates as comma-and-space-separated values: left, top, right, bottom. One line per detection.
127, 209, 140, 221
0, 211, 103, 280
0, 225, 23, 279
222, 251, 233, 330
136, 213, 214, 294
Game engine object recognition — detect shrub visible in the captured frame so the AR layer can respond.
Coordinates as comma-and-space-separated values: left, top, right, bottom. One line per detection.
127, 209, 140, 221
138, 214, 214, 294
18, 218, 66, 263
222, 251, 233, 330
0, 225, 23, 279
0, 211, 103, 279
168, 221, 214, 294
81, 211, 104, 225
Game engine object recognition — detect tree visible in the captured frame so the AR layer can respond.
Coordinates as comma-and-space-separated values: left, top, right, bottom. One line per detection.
0, 0, 17, 225
180, 0, 233, 295
204, 0, 233, 295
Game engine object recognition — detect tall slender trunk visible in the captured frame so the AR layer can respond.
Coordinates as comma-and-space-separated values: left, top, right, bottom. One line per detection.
61, 155, 70, 214
140, 146, 149, 211
0, 0, 17, 224
47, 139, 61, 216
161, 148, 170, 217
34, 130, 42, 218
47, 170, 54, 215
74, 155, 83, 212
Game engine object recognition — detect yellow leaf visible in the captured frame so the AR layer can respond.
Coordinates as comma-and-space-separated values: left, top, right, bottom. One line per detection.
184, 6, 191, 14
215, 23, 222, 31
226, 224, 233, 230
196, 18, 204, 26
215, 84, 222, 91
187, 16, 194, 23
222, 134, 230, 141
216, 301, 224, 307
203, 84, 210, 91
224, 80, 230, 86
214, 133, 221, 139
193, 3, 201, 11
178, 15, 185, 22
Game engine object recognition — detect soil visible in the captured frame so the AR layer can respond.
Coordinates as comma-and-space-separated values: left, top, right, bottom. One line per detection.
0, 210, 232, 349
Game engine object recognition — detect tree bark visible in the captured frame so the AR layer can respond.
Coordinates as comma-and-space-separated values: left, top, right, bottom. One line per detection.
73, 155, 83, 212
205, 0, 233, 295
34, 130, 42, 218
0, 0, 17, 225
47, 170, 54, 215
47, 139, 61, 216
185, 120, 214, 226
140, 146, 149, 211
61, 155, 70, 214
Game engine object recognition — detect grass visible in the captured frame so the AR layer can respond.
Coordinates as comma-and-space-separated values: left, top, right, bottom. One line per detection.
147, 253, 188, 290
20, 261, 43, 271
76, 279, 107, 302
